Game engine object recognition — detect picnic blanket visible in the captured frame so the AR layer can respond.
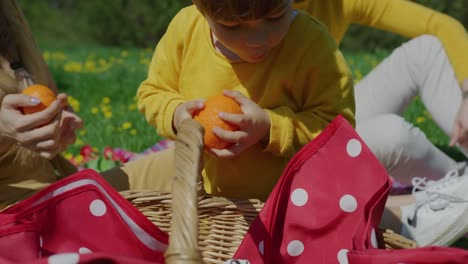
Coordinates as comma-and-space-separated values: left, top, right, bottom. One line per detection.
0, 115, 466, 263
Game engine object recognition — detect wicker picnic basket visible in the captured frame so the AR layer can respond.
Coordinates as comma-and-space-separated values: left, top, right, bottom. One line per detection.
121, 119, 417, 264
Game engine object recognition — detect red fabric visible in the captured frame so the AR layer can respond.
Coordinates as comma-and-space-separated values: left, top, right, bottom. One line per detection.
232, 115, 468, 264
0, 115, 467, 263
347, 247, 468, 263
0, 170, 168, 263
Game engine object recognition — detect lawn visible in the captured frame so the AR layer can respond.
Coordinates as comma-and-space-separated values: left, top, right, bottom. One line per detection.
45, 46, 466, 248
47, 47, 463, 160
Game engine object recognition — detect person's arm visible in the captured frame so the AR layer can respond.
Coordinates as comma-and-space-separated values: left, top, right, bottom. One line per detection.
264, 33, 356, 157
137, 9, 189, 140
343, 0, 468, 84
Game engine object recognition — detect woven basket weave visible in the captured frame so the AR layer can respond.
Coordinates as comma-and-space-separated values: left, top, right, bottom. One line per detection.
121, 119, 417, 264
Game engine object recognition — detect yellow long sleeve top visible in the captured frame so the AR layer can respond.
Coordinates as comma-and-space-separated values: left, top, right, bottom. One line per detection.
293, 0, 468, 84
137, 6, 355, 200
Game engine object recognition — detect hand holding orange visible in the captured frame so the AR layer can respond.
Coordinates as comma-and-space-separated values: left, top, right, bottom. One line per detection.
21, 84, 57, 114
194, 95, 243, 149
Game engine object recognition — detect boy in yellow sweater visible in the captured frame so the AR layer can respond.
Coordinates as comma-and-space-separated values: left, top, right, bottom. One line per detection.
136, 0, 355, 201
293, 0, 468, 247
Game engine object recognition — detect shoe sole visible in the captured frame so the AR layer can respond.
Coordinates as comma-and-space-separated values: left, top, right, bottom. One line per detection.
430, 203, 468, 246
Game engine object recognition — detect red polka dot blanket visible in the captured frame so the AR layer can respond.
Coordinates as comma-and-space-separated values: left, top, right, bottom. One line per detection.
0, 115, 466, 263
230, 115, 468, 263
0, 170, 168, 263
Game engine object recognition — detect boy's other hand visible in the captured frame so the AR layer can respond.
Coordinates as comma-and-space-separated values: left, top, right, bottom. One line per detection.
173, 99, 205, 134
58, 94, 84, 153
450, 78, 468, 148
209, 90, 270, 158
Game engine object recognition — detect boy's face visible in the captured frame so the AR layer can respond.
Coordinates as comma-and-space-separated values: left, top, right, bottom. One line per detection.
203, 1, 294, 63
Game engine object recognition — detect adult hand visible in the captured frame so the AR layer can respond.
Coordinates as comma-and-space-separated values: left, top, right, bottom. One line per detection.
173, 99, 205, 134
209, 90, 270, 158
58, 95, 84, 153
450, 79, 468, 148
0, 93, 65, 159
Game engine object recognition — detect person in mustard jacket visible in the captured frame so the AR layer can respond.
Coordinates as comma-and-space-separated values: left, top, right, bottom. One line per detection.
0, 0, 82, 208
293, 0, 468, 246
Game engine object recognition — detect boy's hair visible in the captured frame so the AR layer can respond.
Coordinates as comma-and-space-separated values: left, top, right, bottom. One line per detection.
193, 0, 290, 23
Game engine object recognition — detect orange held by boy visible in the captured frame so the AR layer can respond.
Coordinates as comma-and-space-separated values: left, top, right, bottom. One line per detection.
21, 84, 56, 114
194, 95, 242, 149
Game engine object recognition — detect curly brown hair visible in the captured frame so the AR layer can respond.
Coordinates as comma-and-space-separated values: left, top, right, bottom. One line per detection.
193, 0, 290, 23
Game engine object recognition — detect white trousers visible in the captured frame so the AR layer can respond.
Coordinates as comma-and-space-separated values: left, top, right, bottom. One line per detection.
355, 35, 464, 184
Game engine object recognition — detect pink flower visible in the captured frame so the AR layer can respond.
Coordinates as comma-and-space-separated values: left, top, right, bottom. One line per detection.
80, 145, 96, 162
103, 146, 115, 160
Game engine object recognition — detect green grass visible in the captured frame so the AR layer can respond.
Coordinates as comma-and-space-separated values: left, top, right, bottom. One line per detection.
46, 46, 162, 156
47, 47, 466, 160
47, 46, 466, 162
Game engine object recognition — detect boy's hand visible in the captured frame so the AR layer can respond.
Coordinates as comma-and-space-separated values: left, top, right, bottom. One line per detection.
209, 90, 270, 158
0, 93, 65, 159
450, 79, 468, 148
173, 99, 205, 133
58, 95, 84, 153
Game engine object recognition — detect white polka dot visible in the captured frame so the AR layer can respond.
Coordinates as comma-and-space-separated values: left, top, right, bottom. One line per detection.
258, 240, 264, 255
287, 240, 304, 257
89, 199, 107, 216
339, 195, 357, 213
346, 139, 362, 157
79, 247, 92, 254
337, 249, 349, 264
291, 188, 308, 206
48, 253, 80, 264
371, 228, 378, 248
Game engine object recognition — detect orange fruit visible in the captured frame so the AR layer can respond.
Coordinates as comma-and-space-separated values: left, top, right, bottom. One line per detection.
21, 84, 57, 114
194, 95, 243, 149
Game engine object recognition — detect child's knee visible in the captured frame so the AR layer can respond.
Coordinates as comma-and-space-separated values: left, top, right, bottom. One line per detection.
358, 114, 427, 162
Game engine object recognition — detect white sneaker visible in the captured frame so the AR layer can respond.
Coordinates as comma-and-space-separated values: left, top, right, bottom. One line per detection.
400, 183, 468, 246
411, 164, 468, 202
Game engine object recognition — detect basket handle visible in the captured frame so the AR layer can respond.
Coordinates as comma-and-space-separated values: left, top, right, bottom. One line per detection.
165, 118, 205, 264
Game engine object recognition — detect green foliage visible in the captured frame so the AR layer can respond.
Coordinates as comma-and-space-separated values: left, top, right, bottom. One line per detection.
18, 0, 191, 48
76, 0, 191, 47
18, 0, 467, 50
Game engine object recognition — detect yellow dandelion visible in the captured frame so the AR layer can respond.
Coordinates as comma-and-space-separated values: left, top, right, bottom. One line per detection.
64, 61, 83, 73
91, 107, 99, 114
104, 111, 113, 119
121, 50, 129, 57
139, 58, 151, 66
79, 129, 87, 136
102, 97, 111, 104
75, 154, 84, 164
130, 129, 137, 135
43, 51, 51, 61
75, 138, 84, 145
84, 60, 97, 72
52, 52, 67, 60
416, 117, 426, 124
121, 122, 132, 130
100, 105, 111, 113
353, 70, 363, 81
67, 96, 80, 112
128, 104, 137, 111
64, 153, 73, 160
